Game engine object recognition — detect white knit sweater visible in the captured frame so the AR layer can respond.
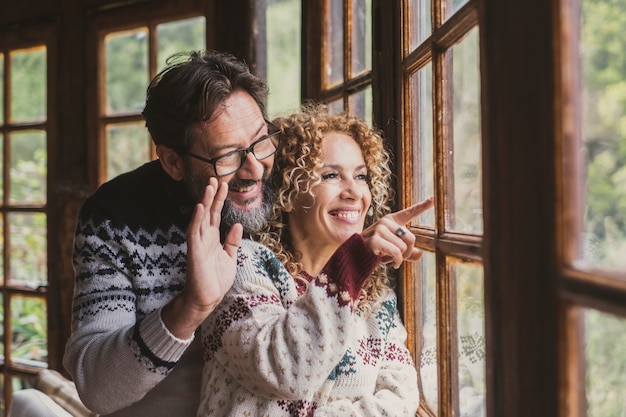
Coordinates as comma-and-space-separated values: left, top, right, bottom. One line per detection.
197, 237, 419, 417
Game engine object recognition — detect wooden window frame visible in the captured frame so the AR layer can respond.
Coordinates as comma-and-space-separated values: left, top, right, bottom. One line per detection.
0, 24, 57, 411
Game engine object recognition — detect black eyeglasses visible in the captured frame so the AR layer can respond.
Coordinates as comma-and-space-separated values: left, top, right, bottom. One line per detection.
185, 121, 280, 177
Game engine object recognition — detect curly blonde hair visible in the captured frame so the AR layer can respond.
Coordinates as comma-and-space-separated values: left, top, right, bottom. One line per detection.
253, 103, 395, 312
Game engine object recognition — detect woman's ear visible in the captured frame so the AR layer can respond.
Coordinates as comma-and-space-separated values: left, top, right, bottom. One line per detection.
283, 201, 294, 212
156, 145, 185, 181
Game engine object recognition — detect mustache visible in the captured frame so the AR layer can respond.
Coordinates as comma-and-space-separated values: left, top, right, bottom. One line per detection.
227, 178, 260, 189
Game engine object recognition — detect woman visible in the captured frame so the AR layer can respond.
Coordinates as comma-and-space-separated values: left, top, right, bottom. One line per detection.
197, 104, 433, 416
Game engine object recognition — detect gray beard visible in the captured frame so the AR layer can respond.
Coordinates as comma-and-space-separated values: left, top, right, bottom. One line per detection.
183, 165, 274, 235
221, 190, 274, 234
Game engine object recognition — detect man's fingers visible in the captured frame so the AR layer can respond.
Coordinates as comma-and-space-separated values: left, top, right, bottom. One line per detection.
388, 196, 434, 226
209, 182, 228, 227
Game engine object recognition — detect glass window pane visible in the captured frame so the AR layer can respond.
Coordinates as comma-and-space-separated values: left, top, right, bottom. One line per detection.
267, 0, 302, 118
410, 64, 435, 227
351, 0, 371, 76
446, 0, 469, 20
584, 309, 626, 417
416, 251, 438, 413
10, 47, 46, 123
0, 293, 3, 358
9, 213, 47, 288
106, 122, 151, 181
408, 0, 431, 51
449, 27, 482, 234
156, 17, 206, 73
9, 130, 46, 205
0, 133, 4, 202
348, 86, 372, 126
325, 0, 344, 86
452, 260, 486, 417
105, 28, 148, 114
327, 98, 344, 114
10, 295, 47, 366
0, 214, 4, 284
0, 53, 4, 125
579, 0, 626, 271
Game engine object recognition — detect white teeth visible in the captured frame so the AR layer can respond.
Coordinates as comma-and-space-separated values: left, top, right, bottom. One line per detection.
232, 185, 254, 193
332, 211, 359, 220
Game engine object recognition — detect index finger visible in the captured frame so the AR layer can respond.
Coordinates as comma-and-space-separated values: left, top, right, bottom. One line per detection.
388, 196, 434, 226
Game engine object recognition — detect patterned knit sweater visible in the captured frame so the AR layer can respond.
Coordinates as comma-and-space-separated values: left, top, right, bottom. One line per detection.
63, 161, 204, 417
197, 238, 420, 417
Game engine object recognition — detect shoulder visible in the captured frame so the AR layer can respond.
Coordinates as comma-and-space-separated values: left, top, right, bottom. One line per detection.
79, 161, 191, 232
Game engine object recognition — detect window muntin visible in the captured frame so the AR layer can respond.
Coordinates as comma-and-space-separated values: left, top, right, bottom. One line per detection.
102, 16, 206, 182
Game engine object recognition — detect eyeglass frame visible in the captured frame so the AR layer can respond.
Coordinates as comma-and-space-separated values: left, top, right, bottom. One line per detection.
182, 120, 281, 177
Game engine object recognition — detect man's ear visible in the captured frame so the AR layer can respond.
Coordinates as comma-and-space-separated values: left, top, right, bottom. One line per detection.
156, 145, 185, 181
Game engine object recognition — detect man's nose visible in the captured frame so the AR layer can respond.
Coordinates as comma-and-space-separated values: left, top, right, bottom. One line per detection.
237, 151, 266, 178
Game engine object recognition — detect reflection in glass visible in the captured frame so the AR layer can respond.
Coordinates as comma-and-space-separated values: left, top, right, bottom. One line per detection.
10, 296, 47, 367
267, 0, 302, 118
106, 123, 151, 181
408, 0, 431, 51
105, 28, 148, 114
580, 0, 626, 270
325, 0, 344, 86
348, 86, 372, 126
9, 130, 46, 204
450, 27, 482, 234
10, 47, 46, 123
452, 261, 485, 417
9, 213, 47, 288
584, 309, 626, 417
410, 64, 435, 227
416, 251, 438, 413
156, 17, 206, 74
351, 0, 371, 75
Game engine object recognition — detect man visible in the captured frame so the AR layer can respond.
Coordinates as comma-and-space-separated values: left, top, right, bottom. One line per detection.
63, 50, 277, 417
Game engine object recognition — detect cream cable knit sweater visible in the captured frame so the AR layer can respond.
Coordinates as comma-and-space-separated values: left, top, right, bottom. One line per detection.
197, 237, 419, 417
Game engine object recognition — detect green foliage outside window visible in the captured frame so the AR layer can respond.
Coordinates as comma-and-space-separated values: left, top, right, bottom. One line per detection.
581, 0, 626, 269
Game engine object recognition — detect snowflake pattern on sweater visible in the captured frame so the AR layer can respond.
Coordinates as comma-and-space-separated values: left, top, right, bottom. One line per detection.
197, 238, 419, 417
63, 161, 204, 417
